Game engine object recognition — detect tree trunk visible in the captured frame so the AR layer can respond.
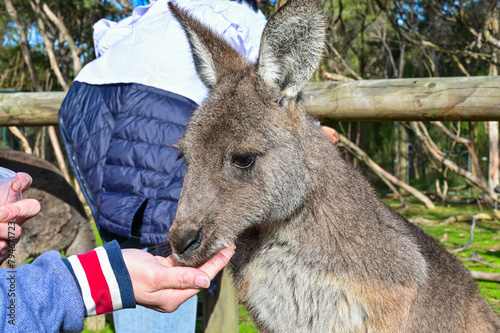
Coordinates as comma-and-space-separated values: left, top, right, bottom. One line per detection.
469, 122, 478, 178
48, 126, 71, 184
487, 62, 499, 204
42, 4, 82, 76
395, 122, 408, 187
30, 0, 69, 91
4, 0, 43, 92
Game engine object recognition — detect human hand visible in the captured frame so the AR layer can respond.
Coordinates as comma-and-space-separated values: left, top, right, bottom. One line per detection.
122, 244, 235, 313
0, 173, 41, 262
321, 126, 339, 144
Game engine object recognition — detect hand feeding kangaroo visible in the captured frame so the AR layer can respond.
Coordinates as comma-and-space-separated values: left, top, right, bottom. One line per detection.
167, 0, 500, 331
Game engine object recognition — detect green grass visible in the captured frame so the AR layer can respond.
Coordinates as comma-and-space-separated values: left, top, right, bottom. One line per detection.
239, 304, 258, 333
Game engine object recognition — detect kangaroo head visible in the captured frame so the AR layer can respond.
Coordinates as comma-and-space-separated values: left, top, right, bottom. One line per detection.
168, 0, 325, 266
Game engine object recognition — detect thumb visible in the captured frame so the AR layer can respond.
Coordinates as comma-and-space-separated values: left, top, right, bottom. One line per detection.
151, 266, 211, 290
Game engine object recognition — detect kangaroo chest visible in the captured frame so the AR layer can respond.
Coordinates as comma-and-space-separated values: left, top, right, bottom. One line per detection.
231, 242, 370, 333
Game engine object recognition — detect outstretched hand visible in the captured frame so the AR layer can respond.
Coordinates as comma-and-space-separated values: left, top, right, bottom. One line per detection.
0, 173, 41, 262
122, 245, 235, 312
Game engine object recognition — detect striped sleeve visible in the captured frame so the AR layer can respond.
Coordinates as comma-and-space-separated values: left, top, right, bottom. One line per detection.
62, 240, 136, 317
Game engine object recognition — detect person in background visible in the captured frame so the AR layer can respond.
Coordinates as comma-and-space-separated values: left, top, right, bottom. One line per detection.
58, 1, 267, 332
0, 172, 234, 332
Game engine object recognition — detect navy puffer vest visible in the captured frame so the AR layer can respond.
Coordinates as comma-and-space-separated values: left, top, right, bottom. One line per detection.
59, 82, 196, 245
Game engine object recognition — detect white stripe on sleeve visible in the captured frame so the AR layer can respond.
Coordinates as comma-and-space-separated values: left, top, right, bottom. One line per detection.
67, 255, 97, 316
95, 246, 123, 311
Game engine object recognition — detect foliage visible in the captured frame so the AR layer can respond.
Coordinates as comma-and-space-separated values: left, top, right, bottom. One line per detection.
0, 0, 127, 91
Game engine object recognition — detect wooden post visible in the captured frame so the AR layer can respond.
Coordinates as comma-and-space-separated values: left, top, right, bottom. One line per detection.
85, 315, 106, 331
203, 269, 238, 333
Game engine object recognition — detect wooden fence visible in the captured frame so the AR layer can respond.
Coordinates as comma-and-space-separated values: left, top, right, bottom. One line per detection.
1, 76, 500, 126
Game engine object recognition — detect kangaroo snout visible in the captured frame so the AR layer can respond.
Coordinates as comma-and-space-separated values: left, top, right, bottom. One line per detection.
171, 228, 202, 255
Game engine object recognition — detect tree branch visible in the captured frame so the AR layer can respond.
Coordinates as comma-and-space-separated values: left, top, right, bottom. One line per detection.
42, 3, 82, 75
8, 127, 32, 154
431, 121, 484, 180
482, 0, 500, 50
4, 0, 43, 92
29, 0, 69, 91
410, 121, 497, 201
338, 133, 435, 209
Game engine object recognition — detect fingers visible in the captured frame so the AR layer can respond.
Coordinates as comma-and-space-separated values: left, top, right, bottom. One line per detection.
153, 245, 235, 289
11, 173, 32, 193
156, 266, 212, 289
6, 173, 33, 203
197, 244, 235, 280
321, 126, 339, 144
0, 199, 41, 225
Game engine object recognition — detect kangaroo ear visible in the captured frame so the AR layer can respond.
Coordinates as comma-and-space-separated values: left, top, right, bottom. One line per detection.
257, 0, 325, 102
168, 3, 249, 90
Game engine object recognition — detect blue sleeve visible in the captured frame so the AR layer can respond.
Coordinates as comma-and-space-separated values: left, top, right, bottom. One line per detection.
63, 240, 136, 317
0, 251, 84, 333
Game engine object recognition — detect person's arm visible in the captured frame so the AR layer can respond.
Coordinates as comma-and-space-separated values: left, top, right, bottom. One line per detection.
0, 250, 87, 332
63, 240, 235, 316
0, 172, 234, 331
0, 239, 234, 332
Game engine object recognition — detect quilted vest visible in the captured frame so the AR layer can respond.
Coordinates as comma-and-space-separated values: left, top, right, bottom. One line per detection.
59, 82, 197, 245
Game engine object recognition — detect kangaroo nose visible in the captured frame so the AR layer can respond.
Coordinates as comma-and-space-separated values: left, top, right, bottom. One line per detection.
177, 229, 203, 255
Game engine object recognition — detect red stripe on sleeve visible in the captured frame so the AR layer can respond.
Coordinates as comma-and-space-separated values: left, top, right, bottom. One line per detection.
78, 250, 114, 314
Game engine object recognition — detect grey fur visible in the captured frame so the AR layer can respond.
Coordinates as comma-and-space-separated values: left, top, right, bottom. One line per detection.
168, 1, 500, 332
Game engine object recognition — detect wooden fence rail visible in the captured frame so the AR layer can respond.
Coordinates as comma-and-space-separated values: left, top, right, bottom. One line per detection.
1, 76, 499, 126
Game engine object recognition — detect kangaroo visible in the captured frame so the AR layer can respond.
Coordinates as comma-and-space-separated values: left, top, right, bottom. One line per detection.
167, 0, 500, 332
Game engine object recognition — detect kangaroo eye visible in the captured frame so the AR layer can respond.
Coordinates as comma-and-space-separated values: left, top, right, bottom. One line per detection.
231, 153, 256, 169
